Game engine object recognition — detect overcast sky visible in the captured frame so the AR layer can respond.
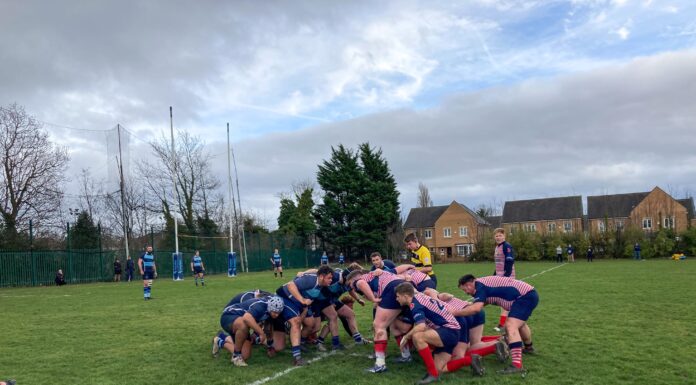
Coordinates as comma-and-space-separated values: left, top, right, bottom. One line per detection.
2, 0, 695, 228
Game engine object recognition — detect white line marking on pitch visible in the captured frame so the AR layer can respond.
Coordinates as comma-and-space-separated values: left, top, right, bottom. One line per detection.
519, 263, 567, 282
246, 351, 339, 385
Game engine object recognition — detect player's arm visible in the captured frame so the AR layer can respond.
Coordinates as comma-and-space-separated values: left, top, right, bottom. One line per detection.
372, 268, 384, 276
286, 281, 312, 305
437, 292, 454, 302
402, 318, 427, 343
190, 261, 194, 271
138, 258, 144, 275
349, 290, 365, 306
355, 280, 379, 303
395, 264, 415, 274
454, 301, 483, 316
201, 261, 205, 270
242, 313, 266, 344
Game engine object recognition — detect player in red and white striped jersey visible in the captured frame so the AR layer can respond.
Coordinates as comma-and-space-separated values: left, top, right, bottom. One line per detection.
458, 274, 539, 375
492, 228, 516, 331
345, 269, 406, 374
394, 283, 473, 384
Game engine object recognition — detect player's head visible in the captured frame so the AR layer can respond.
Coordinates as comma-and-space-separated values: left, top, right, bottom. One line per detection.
317, 265, 334, 286
370, 252, 384, 268
267, 295, 284, 318
395, 282, 415, 306
458, 274, 477, 295
404, 233, 419, 251
195, 250, 199, 255
345, 269, 365, 286
146, 245, 153, 253
274, 248, 279, 253
494, 228, 505, 244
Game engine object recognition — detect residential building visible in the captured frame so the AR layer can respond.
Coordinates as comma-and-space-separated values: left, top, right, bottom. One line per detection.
404, 201, 489, 259
587, 187, 690, 233
501, 196, 583, 234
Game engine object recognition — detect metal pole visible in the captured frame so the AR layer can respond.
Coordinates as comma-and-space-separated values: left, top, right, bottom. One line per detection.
117, 124, 130, 261
169, 107, 180, 256
226, 123, 235, 255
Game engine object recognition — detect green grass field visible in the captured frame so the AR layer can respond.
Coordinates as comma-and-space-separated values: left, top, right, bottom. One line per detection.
2, 260, 695, 385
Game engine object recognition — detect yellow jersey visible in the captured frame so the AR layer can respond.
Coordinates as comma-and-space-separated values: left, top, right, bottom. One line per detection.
410, 245, 434, 276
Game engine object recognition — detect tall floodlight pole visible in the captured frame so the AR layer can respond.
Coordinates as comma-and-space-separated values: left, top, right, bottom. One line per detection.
230, 143, 249, 272
116, 124, 130, 261
169, 107, 181, 280
226, 123, 235, 254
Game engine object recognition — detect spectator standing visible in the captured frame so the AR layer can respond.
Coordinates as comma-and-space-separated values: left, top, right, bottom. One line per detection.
320, 251, 329, 265
566, 244, 575, 263
338, 252, 345, 266
586, 246, 594, 262
634, 243, 641, 260
125, 256, 135, 282
113, 259, 122, 282
555, 245, 563, 263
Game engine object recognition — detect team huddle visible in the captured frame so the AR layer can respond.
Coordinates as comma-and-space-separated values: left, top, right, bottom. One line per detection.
211, 229, 539, 384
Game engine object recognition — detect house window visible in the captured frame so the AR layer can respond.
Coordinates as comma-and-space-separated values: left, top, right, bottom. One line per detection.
663, 217, 674, 229
459, 226, 468, 237
523, 223, 536, 232
616, 220, 625, 230
456, 244, 474, 256
642, 217, 652, 230
547, 223, 556, 232
443, 227, 452, 238
598, 221, 606, 233
424, 229, 432, 239
564, 221, 572, 233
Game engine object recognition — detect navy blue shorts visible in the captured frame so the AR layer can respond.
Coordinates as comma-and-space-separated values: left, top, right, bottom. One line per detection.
193, 267, 203, 274
455, 316, 470, 343
220, 311, 243, 335
377, 280, 405, 310
466, 310, 485, 329
416, 279, 437, 293
311, 299, 333, 317
509, 290, 539, 321
142, 270, 154, 280
432, 327, 459, 355
274, 261, 281, 268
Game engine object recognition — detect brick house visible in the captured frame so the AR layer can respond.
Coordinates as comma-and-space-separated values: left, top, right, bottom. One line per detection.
587, 187, 691, 233
501, 196, 584, 234
404, 201, 489, 259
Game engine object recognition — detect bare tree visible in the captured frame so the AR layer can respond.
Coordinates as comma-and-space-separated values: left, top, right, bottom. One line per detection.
137, 130, 220, 234
417, 182, 433, 208
0, 103, 69, 238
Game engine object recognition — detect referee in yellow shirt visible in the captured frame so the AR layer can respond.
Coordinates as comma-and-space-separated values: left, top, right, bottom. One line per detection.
404, 233, 437, 287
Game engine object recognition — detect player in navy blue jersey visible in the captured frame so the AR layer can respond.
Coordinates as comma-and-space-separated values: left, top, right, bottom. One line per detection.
320, 251, 329, 265
138, 246, 157, 300
212, 296, 285, 366
297, 267, 369, 349
225, 290, 273, 308
270, 249, 283, 278
458, 275, 539, 375
190, 250, 205, 286
393, 282, 471, 384
369, 251, 397, 273
273, 265, 334, 366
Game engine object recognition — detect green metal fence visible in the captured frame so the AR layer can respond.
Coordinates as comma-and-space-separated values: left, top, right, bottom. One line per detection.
0, 247, 312, 288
